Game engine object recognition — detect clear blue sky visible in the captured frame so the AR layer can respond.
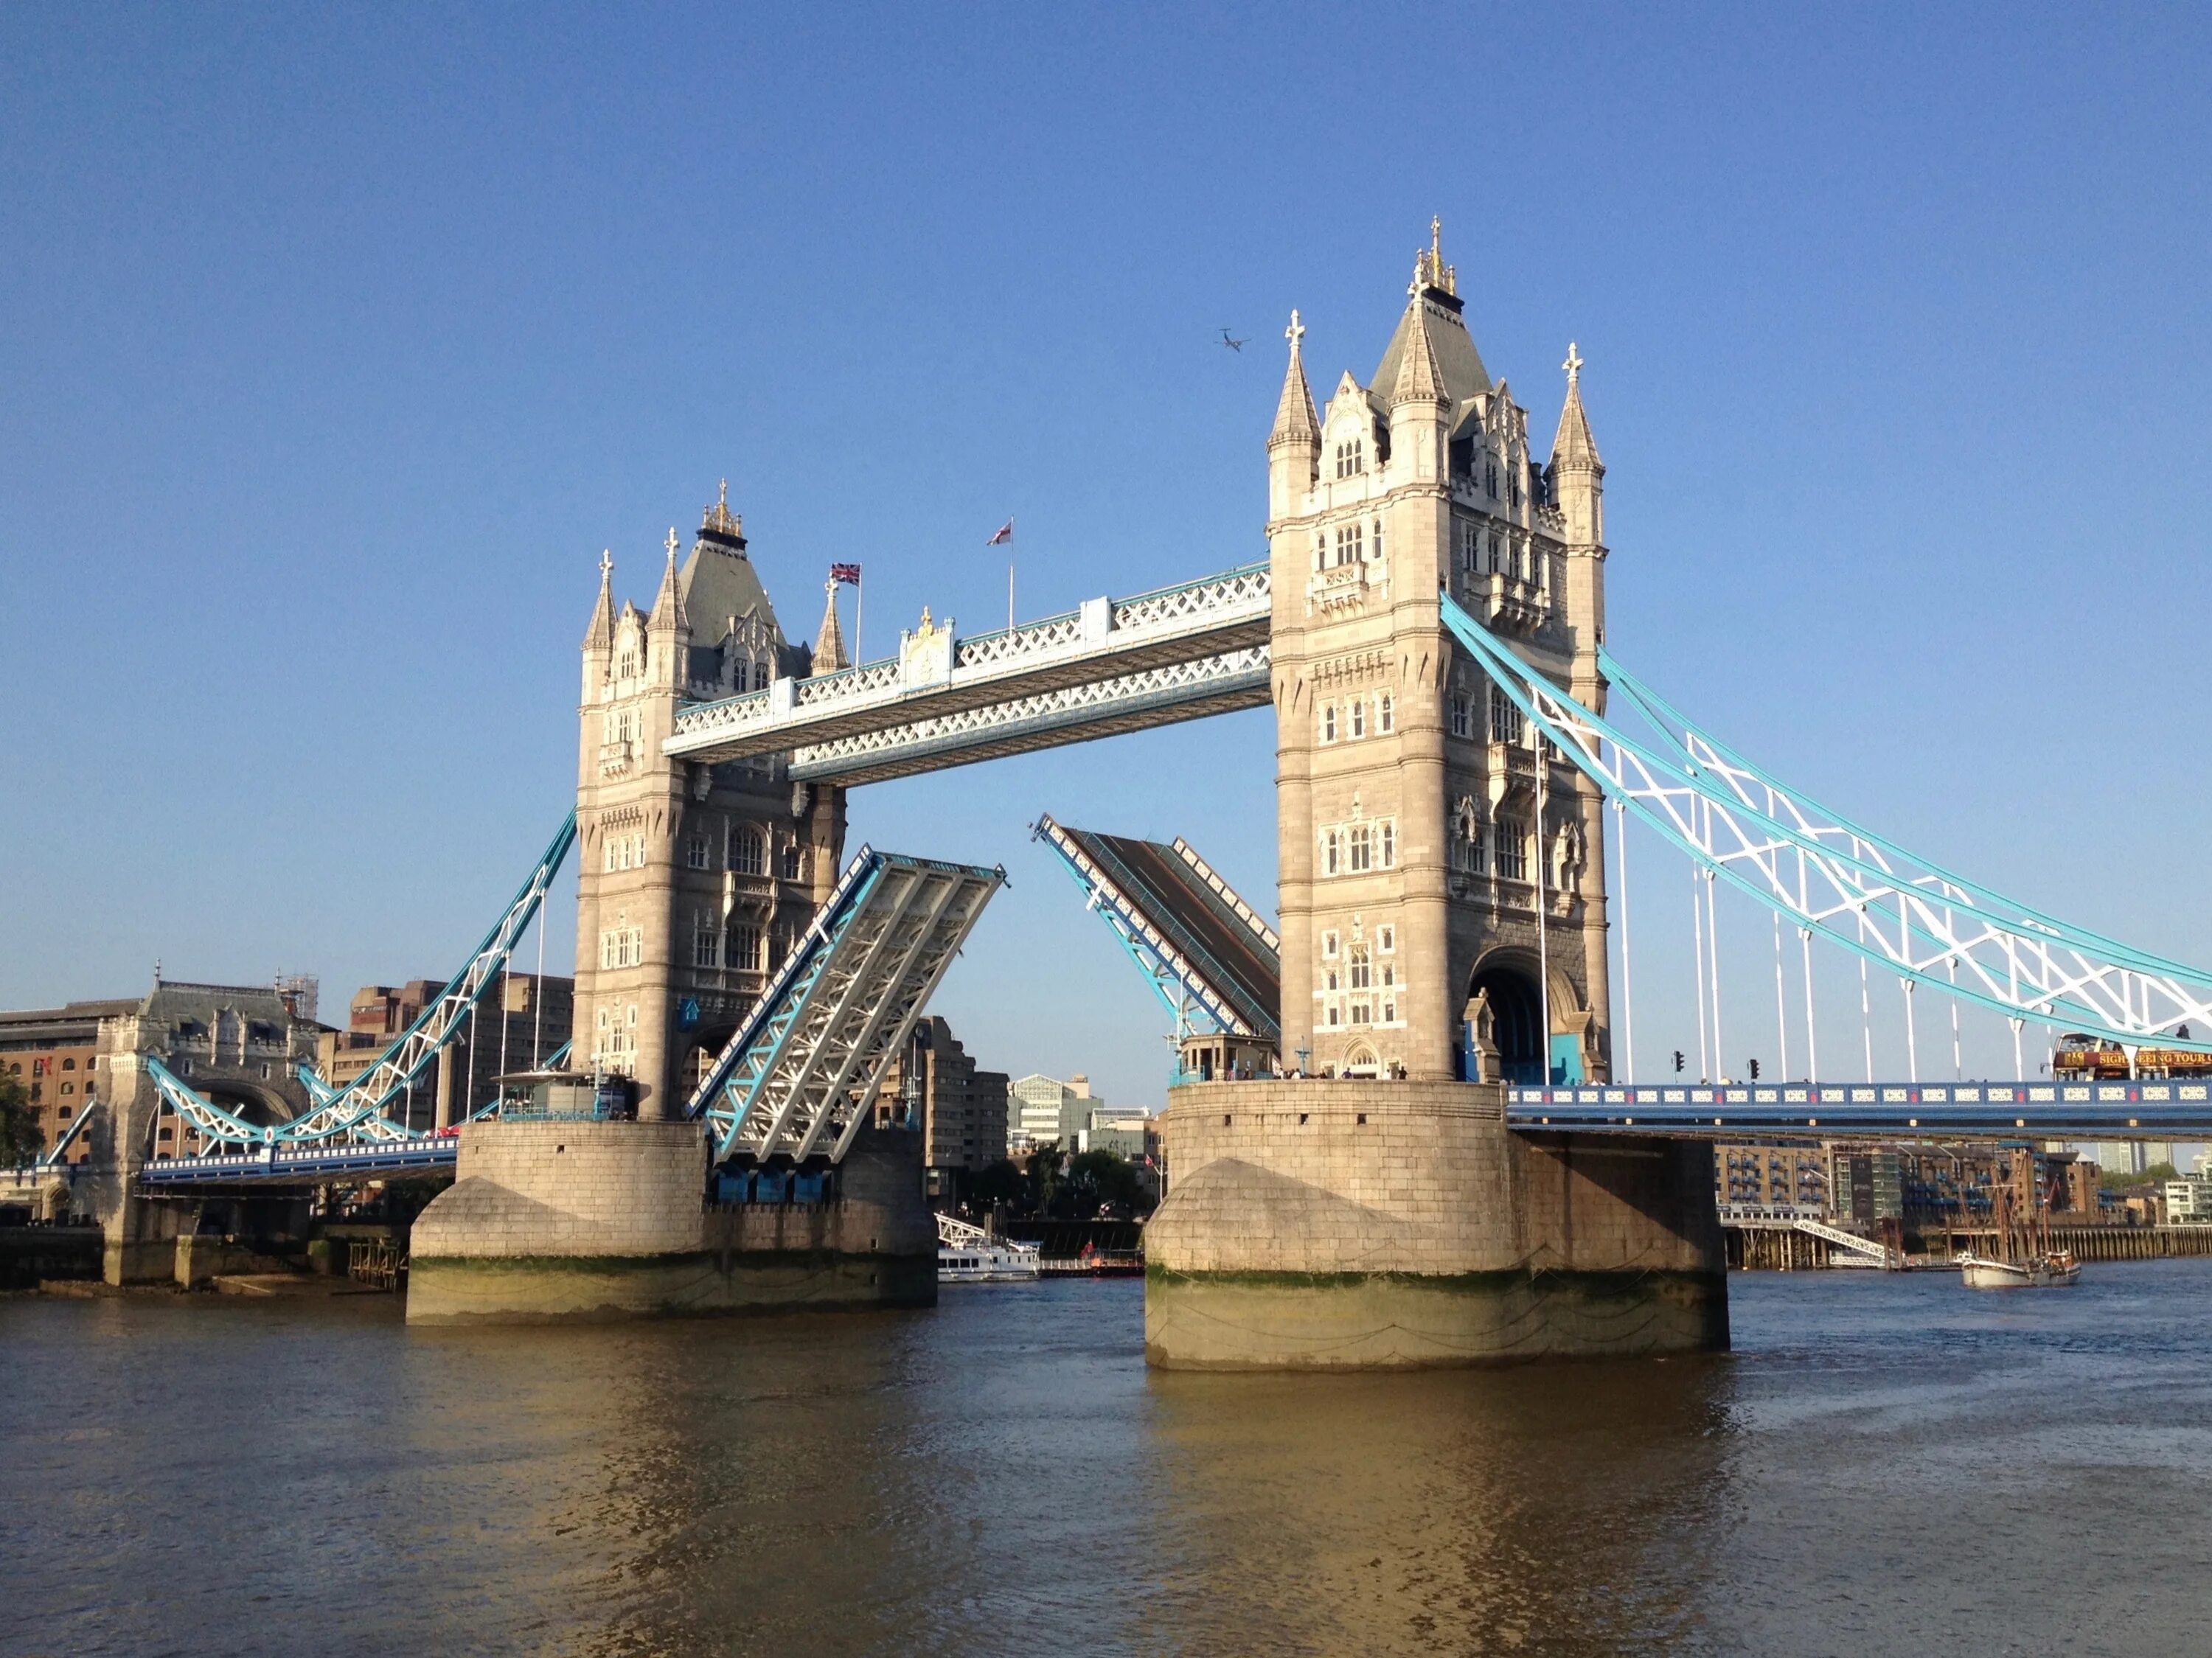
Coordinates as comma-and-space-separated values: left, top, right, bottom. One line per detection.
4, 4, 2209, 1108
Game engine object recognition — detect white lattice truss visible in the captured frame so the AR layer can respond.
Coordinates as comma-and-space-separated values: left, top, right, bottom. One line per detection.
689, 849, 1003, 1163
665, 561, 1270, 766
1440, 594, 2212, 1053
789, 646, 1271, 784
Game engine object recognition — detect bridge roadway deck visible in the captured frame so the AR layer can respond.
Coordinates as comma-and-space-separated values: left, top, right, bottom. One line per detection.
70, 1078, 2212, 1194
1507, 1077, 2212, 1140
664, 561, 1270, 780
131, 1138, 459, 1188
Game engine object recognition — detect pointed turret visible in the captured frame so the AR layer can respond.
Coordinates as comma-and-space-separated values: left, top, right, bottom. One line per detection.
813, 579, 850, 674
1267, 310, 1321, 519
1551, 343, 1603, 473
1268, 310, 1321, 447
1548, 344, 1605, 550
647, 528, 689, 636
582, 549, 615, 650
1389, 282, 1448, 406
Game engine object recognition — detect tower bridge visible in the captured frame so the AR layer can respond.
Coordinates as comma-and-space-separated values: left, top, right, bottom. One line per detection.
58, 221, 2212, 1359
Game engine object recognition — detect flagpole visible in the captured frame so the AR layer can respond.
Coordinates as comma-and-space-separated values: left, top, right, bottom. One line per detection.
854, 571, 863, 664
1007, 532, 1015, 633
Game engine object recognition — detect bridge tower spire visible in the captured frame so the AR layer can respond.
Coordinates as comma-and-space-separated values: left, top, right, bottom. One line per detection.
1267, 310, 1321, 520
1548, 344, 1612, 1056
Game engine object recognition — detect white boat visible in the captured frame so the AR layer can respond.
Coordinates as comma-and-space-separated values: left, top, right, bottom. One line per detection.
936, 1212, 1041, 1283
1958, 1250, 2080, 1290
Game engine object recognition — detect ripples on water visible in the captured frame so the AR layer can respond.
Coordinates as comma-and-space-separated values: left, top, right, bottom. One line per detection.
7, 1264, 2212, 1657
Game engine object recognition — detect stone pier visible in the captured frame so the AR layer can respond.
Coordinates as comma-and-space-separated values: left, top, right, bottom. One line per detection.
406, 1117, 936, 1324
1143, 1080, 1727, 1369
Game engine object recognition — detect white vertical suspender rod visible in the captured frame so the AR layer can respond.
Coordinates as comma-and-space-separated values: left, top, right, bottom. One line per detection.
1613, 796, 1635, 1084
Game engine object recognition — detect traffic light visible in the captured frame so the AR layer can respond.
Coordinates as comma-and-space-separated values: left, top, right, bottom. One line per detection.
1749, 1058, 1761, 1081
1673, 1049, 1685, 1074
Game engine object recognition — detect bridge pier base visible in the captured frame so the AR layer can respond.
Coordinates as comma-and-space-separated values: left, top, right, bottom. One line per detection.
404, 1118, 936, 1324
1143, 1081, 1728, 1370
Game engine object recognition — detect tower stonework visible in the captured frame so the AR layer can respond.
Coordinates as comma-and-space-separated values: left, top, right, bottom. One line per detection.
573, 489, 846, 1119
1144, 227, 1725, 1369
1267, 231, 1610, 1087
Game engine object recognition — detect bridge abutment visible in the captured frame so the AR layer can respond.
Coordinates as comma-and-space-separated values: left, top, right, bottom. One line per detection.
1143, 1080, 1727, 1369
405, 1117, 936, 1323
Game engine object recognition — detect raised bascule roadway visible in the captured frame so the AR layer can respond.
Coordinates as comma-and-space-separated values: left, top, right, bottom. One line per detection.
42, 228, 2212, 1360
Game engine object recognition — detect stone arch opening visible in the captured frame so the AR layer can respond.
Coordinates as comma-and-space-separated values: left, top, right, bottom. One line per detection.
1468, 963, 1544, 1085
1342, 1042, 1380, 1079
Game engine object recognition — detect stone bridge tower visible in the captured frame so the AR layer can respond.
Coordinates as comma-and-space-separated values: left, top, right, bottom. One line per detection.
1266, 223, 1612, 1086
574, 487, 847, 1119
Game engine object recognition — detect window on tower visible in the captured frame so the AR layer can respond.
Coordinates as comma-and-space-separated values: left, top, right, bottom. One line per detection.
1449, 695, 1472, 739
1349, 826, 1372, 873
730, 826, 765, 877
1489, 686, 1524, 745
1350, 700, 1366, 739
686, 832, 709, 871
693, 913, 720, 969
1322, 705, 1337, 743
1324, 830, 1341, 876
1379, 692, 1394, 734
1495, 818, 1528, 882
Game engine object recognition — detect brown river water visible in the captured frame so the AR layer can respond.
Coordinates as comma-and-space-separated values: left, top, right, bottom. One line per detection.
6, 1263, 2211, 1657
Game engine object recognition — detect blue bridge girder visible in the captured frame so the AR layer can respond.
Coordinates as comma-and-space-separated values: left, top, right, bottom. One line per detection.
133, 1137, 459, 1188
1034, 813, 1280, 1045
1439, 590, 2212, 1059
145, 812, 579, 1156
1507, 1078, 2212, 1141
686, 844, 1004, 1163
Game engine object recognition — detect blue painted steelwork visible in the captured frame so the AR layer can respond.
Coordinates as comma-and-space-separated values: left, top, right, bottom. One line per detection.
136, 1137, 459, 1187
165, 813, 579, 1152
1596, 649, 2201, 983
684, 846, 1003, 1163
1506, 1078, 2212, 1140
1438, 593, 2212, 1053
686, 844, 887, 1158
35, 1098, 99, 1168
1033, 815, 1279, 1045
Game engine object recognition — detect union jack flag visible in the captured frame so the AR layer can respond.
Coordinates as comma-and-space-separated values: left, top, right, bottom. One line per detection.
830, 562, 861, 585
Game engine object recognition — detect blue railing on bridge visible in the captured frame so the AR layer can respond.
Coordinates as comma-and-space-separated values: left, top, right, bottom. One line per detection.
1506, 1079, 2212, 1140
134, 1138, 461, 1185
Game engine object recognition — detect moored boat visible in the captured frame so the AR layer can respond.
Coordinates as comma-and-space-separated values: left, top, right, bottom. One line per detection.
1958, 1249, 2079, 1289
936, 1212, 1041, 1283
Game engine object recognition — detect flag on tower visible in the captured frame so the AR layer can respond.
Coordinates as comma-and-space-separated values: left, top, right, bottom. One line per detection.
830, 562, 862, 585
987, 518, 1015, 546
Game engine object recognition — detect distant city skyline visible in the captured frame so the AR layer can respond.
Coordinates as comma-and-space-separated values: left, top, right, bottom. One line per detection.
5, 7, 2211, 1108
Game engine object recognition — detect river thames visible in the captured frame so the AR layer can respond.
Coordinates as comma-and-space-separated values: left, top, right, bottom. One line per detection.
6, 1263, 2211, 1657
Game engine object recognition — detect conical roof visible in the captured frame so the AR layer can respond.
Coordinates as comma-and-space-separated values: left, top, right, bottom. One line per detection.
582, 551, 615, 649
1390, 291, 1448, 405
1374, 288, 1488, 411
1551, 345, 1603, 472
813, 579, 850, 673
647, 531, 689, 635
1267, 310, 1321, 447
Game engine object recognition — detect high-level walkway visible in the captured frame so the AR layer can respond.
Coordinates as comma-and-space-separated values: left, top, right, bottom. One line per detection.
665, 562, 1270, 783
